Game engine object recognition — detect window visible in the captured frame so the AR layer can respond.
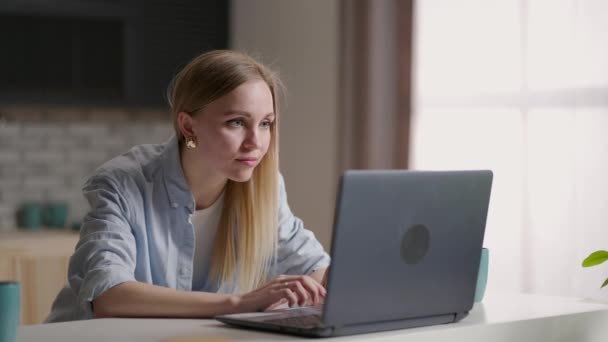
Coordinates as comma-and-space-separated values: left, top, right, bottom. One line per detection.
412, 0, 608, 299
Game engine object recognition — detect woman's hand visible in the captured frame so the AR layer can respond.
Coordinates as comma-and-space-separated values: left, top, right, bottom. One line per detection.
321, 267, 330, 288
235, 275, 327, 312
309, 267, 330, 288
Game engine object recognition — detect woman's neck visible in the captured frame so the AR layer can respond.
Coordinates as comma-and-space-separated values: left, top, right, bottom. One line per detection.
180, 146, 227, 210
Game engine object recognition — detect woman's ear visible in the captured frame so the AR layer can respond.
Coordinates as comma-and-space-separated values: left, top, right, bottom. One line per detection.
176, 111, 196, 137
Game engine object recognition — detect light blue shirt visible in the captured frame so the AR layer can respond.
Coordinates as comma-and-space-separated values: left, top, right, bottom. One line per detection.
45, 136, 330, 322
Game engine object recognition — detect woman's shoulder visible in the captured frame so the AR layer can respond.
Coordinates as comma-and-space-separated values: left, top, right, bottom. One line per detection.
88, 139, 173, 189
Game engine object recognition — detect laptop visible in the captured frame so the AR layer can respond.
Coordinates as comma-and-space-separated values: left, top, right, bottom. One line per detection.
216, 170, 493, 337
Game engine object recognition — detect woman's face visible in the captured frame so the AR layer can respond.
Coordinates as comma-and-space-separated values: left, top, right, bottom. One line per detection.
190, 79, 275, 182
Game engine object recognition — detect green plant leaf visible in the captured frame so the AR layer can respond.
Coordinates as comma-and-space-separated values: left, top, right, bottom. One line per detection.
582, 251, 608, 267
601, 278, 608, 289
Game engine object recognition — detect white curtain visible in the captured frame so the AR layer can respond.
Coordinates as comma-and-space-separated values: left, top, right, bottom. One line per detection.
412, 0, 608, 301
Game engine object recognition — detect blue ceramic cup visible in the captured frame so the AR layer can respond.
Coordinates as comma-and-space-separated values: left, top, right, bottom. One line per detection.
474, 248, 489, 302
18, 202, 42, 230
43, 202, 69, 228
0, 281, 21, 342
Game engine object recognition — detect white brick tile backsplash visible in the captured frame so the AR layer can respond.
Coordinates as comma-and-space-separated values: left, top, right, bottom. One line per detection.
0, 123, 21, 137
23, 123, 64, 137
0, 105, 46, 122
68, 123, 109, 136
151, 123, 174, 140
51, 188, 84, 202
48, 163, 91, 177
0, 138, 20, 149
0, 205, 17, 231
48, 136, 84, 148
18, 163, 48, 176
11, 189, 48, 203
0, 150, 20, 162
0, 104, 165, 225
0, 166, 14, 177
0, 188, 19, 203
131, 109, 168, 121
128, 126, 172, 145
86, 135, 129, 149
24, 150, 64, 163
89, 109, 130, 122
68, 149, 110, 163
46, 107, 84, 121
0, 176, 21, 188
23, 177, 65, 189
5, 135, 46, 149
65, 206, 85, 223
1, 164, 44, 178
65, 173, 92, 189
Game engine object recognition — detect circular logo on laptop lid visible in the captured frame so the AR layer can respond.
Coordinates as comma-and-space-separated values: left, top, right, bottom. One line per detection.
400, 224, 431, 264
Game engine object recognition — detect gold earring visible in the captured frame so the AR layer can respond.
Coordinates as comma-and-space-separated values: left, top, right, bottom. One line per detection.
185, 136, 197, 149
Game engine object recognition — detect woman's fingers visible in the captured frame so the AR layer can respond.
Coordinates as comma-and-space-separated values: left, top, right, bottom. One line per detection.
271, 275, 324, 306
280, 287, 299, 307
270, 280, 298, 307
297, 276, 325, 304
265, 298, 288, 311
288, 280, 310, 306
286, 275, 324, 305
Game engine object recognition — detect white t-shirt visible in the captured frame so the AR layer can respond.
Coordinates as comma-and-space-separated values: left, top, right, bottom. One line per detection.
191, 192, 224, 290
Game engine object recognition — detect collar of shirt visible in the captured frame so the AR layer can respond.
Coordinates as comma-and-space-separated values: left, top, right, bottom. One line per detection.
160, 136, 196, 214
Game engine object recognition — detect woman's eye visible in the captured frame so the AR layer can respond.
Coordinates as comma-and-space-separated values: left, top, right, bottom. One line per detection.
227, 119, 244, 127
260, 120, 273, 128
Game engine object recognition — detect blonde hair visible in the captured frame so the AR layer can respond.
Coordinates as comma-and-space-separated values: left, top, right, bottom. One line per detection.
167, 50, 281, 292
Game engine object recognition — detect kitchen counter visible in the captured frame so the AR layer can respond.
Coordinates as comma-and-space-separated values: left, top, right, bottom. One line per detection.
0, 230, 79, 324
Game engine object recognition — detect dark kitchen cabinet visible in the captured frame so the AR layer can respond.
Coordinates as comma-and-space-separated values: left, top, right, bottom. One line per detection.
0, 0, 229, 107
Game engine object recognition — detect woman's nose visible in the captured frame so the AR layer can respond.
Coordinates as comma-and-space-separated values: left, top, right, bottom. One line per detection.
243, 128, 261, 149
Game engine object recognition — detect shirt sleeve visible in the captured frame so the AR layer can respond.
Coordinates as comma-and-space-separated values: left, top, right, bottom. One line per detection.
67, 171, 138, 314
274, 174, 331, 276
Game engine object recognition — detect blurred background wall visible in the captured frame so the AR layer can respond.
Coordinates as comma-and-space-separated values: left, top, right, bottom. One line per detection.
231, 0, 339, 249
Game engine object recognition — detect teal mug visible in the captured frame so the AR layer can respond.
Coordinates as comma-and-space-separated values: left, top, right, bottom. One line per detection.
0, 281, 21, 342
474, 247, 489, 302
17, 202, 42, 230
43, 202, 69, 228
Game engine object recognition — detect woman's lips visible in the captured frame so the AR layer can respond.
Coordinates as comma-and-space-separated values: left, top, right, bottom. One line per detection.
236, 158, 257, 166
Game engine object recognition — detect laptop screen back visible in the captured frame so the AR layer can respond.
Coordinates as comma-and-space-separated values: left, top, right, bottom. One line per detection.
322, 170, 493, 327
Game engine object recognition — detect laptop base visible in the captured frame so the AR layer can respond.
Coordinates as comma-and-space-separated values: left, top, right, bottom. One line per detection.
216, 312, 467, 338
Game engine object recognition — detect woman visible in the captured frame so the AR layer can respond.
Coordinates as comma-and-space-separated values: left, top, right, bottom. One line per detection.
46, 50, 330, 322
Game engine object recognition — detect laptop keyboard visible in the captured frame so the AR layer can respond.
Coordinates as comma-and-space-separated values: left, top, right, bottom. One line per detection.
264, 314, 322, 328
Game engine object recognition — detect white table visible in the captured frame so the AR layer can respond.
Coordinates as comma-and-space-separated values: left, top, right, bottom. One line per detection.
16, 293, 608, 342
